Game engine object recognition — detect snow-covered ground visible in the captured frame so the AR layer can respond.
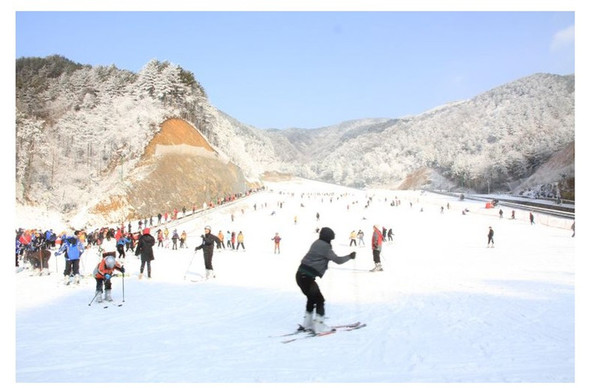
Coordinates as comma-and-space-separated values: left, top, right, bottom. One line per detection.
13, 178, 579, 383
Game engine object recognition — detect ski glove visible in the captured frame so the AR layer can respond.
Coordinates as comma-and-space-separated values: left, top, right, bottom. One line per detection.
104, 274, 111, 281
118, 267, 125, 273
349, 252, 356, 259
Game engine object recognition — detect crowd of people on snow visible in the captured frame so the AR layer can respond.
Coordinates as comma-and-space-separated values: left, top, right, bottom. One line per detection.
17, 186, 570, 333
15, 187, 267, 270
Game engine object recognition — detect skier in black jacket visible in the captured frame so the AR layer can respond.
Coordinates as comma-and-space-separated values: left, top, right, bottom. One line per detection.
295, 227, 355, 333
195, 225, 220, 279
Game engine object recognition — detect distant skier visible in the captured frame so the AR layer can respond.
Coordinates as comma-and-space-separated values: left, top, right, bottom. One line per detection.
370, 225, 384, 272
357, 229, 365, 246
571, 222, 575, 237
194, 225, 220, 279
171, 229, 179, 250
236, 231, 245, 251
387, 228, 394, 242
136, 228, 155, 279
295, 227, 356, 333
349, 230, 357, 246
487, 226, 495, 248
272, 232, 281, 254
529, 212, 535, 225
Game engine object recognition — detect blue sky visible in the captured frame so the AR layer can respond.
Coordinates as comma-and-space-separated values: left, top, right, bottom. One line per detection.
15, 11, 575, 129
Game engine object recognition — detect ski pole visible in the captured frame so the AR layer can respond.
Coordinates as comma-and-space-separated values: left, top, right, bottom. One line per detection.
183, 251, 197, 280
88, 290, 101, 306
121, 272, 125, 303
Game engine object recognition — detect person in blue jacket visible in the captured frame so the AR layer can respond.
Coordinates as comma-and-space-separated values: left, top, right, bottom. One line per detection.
116, 235, 131, 259
55, 233, 85, 285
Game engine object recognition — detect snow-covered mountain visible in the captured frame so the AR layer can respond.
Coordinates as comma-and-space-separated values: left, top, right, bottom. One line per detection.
263, 73, 574, 194
15, 56, 574, 228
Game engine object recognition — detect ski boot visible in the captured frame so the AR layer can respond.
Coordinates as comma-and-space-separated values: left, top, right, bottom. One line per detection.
300, 311, 314, 332
104, 289, 113, 302
313, 314, 333, 334
369, 263, 383, 272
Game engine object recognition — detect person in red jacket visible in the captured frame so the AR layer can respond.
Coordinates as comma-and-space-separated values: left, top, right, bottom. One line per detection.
370, 225, 384, 272
93, 256, 124, 303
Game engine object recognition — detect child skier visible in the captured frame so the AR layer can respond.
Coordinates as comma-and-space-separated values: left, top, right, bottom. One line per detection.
295, 227, 356, 333
93, 256, 124, 302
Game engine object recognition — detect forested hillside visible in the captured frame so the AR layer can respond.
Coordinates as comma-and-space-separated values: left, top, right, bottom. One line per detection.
15, 56, 574, 226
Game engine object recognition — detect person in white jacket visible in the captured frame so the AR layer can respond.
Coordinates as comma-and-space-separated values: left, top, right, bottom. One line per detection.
98, 229, 117, 259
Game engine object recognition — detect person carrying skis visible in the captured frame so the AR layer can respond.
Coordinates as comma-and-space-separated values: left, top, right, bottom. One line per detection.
93, 255, 124, 302
295, 227, 356, 333
194, 225, 220, 279
136, 228, 155, 279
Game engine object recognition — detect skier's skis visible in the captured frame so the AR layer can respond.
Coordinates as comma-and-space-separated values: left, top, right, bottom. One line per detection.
101, 301, 124, 309
273, 321, 361, 338
281, 322, 366, 343
271, 325, 308, 338
331, 321, 362, 329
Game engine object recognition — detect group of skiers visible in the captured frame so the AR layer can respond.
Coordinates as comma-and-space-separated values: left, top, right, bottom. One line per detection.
348, 226, 393, 247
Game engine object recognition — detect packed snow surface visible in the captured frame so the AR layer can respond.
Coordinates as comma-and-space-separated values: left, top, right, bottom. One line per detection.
15, 178, 575, 383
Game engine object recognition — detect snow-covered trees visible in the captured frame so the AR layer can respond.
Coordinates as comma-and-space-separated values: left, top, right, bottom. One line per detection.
15, 55, 574, 223
264, 73, 574, 192
135, 59, 203, 103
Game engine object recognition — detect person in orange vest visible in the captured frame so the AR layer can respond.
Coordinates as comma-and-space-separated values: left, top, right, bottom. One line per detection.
93, 255, 124, 303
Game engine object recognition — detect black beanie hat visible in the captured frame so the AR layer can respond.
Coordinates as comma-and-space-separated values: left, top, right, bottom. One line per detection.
319, 227, 335, 243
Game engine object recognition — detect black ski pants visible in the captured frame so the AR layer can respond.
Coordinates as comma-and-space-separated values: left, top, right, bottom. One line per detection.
372, 249, 381, 264
96, 277, 112, 291
140, 259, 151, 277
202, 247, 214, 270
295, 271, 325, 316
64, 259, 80, 276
